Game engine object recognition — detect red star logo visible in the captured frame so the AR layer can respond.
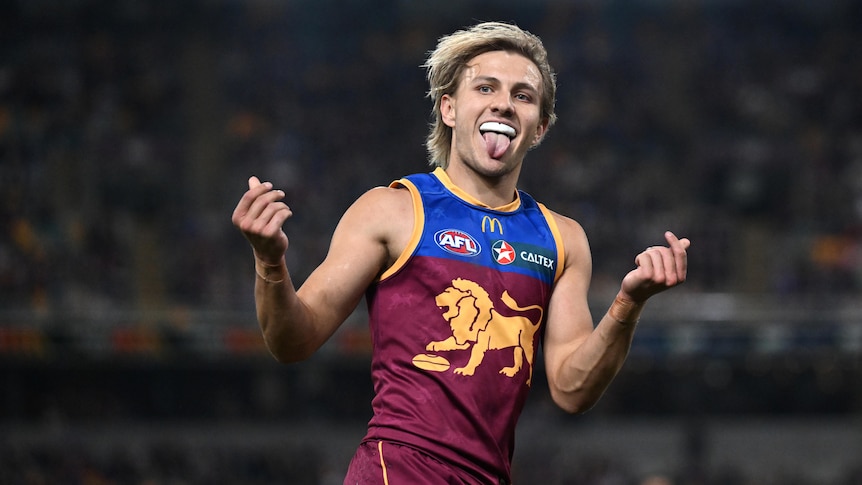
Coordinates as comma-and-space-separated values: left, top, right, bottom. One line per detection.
492, 240, 516, 265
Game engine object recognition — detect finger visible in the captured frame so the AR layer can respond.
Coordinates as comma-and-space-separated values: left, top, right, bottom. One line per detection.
649, 249, 669, 285
233, 178, 273, 221
639, 247, 674, 286
664, 231, 689, 282
674, 242, 688, 282
246, 179, 274, 206
660, 248, 679, 285
634, 248, 655, 278
242, 182, 281, 219
644, 244, 682, 286
257, 201, 292, 234
665, 231, 691, 251
263, 205, 293, 236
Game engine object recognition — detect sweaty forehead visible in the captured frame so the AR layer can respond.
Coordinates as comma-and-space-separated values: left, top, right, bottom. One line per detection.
461, 50, 542, 90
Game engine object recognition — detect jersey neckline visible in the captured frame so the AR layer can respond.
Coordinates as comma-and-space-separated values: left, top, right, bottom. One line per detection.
432, 167, 522, 213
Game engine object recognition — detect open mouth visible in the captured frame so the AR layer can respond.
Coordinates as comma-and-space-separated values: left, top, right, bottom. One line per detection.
479, 122, 516, 159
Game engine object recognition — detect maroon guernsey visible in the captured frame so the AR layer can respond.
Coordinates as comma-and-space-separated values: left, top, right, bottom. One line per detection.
356, 168, 564, 483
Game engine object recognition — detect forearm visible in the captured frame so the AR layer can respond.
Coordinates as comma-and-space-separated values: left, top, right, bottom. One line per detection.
551, 294, 643, 413
253, 256, 320, 362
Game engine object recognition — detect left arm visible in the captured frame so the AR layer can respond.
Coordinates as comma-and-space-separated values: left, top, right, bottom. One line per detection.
543, 216, 689, 414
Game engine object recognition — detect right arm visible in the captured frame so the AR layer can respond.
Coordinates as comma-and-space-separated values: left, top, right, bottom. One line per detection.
231, 176, 412, 362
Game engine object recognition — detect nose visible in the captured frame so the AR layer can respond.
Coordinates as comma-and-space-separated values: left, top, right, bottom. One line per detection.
490, 92, 515, 116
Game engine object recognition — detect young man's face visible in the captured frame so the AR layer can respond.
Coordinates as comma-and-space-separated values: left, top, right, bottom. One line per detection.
441, 50, 548, 177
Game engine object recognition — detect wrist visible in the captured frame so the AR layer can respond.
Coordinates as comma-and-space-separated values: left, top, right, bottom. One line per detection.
254, 255, 287, 284
608, 294, 644, 325
252, 249, 285, 266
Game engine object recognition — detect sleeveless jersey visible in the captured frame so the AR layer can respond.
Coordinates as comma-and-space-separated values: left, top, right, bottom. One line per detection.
360, 168, 565, 483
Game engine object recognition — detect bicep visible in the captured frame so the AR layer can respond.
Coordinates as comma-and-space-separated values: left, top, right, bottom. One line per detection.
296, 187, 410, 339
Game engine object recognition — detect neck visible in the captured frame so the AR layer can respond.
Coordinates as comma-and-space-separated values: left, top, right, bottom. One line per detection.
442, 163, 520, 209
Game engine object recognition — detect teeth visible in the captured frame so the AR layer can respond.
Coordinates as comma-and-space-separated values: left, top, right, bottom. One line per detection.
479, 122, 516, 138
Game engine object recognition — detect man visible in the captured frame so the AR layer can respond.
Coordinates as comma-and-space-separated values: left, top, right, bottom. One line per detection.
232, 21, 689, 485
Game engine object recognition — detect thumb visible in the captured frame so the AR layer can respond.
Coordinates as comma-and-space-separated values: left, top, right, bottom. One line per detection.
248, 176, 261, 190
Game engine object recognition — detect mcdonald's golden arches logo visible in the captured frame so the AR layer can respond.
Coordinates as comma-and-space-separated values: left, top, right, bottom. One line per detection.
481, 216, 503, 234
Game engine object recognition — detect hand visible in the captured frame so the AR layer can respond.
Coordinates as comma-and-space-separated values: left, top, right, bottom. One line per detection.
231, 176, 292, 264
620, 231, 690, 302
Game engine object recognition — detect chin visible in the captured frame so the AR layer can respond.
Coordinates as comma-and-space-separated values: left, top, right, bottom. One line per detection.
476, 158, 516, 177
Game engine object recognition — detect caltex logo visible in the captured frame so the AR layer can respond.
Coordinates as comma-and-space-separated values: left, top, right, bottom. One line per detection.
492, 240, 516, 265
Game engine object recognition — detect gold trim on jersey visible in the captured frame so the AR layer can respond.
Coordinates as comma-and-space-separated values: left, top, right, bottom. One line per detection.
432, 167, 521, 212
378, 441, 391, 485
537, 202, 565, 284
378, 178, 424, 282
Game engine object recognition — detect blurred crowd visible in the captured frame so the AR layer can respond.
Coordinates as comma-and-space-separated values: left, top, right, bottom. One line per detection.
1, 438, 860, 485
0, 440, 330, 485
2, 0, 861, 316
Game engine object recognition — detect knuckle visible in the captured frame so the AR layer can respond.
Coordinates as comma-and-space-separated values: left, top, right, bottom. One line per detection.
246, 220, 265, 234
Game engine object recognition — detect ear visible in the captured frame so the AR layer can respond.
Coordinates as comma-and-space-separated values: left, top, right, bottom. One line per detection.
531, 117, 550, 147
440, 94, 456, 128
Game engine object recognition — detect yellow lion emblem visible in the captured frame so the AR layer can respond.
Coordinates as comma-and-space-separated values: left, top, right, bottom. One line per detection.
422, 277, 543, 386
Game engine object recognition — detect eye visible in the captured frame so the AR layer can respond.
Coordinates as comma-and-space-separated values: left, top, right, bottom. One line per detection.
515, 92, 533, 103
478, 85, 493, 94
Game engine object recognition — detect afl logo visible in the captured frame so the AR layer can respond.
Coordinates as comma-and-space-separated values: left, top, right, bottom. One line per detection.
435, 229, 481, 257
492, 240, 516, 265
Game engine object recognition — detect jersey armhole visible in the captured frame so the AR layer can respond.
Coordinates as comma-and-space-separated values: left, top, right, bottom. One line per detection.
538, 202, 565, 284
378, 178, 424, 282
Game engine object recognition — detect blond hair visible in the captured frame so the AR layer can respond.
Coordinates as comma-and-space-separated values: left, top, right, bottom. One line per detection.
423, 22, 558, 168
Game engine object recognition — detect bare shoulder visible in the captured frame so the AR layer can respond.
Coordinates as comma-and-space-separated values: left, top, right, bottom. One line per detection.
543, 208, 591, 268
355, 184, 413, 212
349, 185, 413, 230
341, 184, 414, 263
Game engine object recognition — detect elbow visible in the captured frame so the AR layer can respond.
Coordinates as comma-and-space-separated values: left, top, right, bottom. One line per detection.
262, 329, 316, 363
550, 388, 600, 415
553, 390, 596, 414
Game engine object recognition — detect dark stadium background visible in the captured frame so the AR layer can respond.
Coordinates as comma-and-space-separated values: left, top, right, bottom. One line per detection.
1, 0, 861, 483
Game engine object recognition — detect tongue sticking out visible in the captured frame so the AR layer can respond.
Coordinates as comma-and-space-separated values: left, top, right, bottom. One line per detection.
483, 132, 511, 159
